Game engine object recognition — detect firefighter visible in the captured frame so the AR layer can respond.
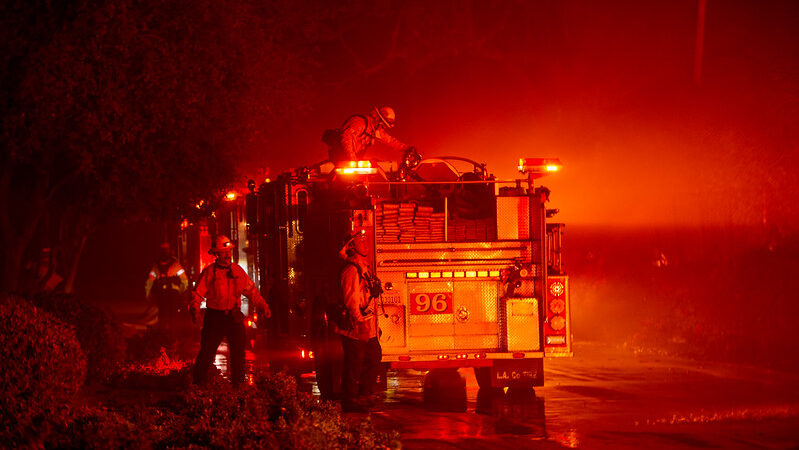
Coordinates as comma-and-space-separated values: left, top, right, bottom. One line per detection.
189, 235, 271, 387
145, 242, 188, 331
334, 231, 382, 412
325, 105, 414, 162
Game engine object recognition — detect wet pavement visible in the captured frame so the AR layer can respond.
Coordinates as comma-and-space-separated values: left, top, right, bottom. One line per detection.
112, 297, 799, 449
304, 342, 799, 449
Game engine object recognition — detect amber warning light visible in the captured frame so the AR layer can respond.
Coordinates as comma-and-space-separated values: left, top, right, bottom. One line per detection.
518, 158, 562, 178
336, 160, 378, 175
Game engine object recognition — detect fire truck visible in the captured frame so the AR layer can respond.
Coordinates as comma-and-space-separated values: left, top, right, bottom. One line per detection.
236, 152, 573, 393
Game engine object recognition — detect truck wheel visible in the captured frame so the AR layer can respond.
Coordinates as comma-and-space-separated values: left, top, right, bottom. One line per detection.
423, 368, 466, 412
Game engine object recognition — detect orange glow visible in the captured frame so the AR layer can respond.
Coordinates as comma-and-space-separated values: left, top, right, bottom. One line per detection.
225, 192, 236, 201
336, 167, 378, 175
437, 354, 450, 360
518, 157, 562, 175
346, 160, 372, 168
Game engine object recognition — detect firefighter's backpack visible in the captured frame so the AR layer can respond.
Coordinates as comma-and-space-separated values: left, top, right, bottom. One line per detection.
321, 115, 369, 147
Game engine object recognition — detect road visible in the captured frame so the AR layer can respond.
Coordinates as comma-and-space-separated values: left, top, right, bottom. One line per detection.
112, 300, 799, 449
342, 342, 799, 449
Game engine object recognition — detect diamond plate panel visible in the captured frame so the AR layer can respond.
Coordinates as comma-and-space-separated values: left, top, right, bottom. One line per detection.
408, 281, 453, 294
379, 305, 406, 348
496, 197, 530, 240
410, 314, 455, 326
453, 280, 499, 325
513, 280, 536, 297
408, 336, 454, 351
454, 334, 499, 350
408, 321, 454, 335
506, 298, 540, 351
378, 272, 406, 305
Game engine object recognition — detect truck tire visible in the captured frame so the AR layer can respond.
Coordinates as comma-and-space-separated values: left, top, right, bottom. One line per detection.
423, 368, 466, 412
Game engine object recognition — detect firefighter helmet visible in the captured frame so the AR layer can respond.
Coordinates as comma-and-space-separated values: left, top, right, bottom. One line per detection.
340, 230, 367, 257
209, 235, 233, 254
374, 106, 396, 129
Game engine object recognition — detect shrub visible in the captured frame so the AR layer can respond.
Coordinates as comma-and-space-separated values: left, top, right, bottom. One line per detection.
0, 294, 86, 445
30, 292, 126, 383
42, 406, 152, 450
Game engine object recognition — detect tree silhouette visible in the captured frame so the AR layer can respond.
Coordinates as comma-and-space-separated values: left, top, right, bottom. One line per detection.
1, 0, 320, 293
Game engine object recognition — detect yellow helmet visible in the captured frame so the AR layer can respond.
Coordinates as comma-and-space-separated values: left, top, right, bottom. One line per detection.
374, 106, 396, 129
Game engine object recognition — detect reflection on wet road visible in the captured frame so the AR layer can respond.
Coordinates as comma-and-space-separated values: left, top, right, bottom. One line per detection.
199, 339, 799, 448
292, 342, 799, 449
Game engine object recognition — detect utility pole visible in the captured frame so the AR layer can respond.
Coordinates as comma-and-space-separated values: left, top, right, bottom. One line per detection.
694, 0, 707, 86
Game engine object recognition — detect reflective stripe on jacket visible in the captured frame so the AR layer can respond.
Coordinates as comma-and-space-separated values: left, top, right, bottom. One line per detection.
191, 263, 265, 312
145, 258, 188, 299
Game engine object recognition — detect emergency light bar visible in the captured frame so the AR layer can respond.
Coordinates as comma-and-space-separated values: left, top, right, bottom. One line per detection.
518, 158, 563, 176
405, 270, 500, 279
335, 160, 378, 175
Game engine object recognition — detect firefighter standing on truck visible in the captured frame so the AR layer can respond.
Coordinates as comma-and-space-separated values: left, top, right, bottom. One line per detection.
190, 235, 271, 387
335, 231, 382, 412
325, 105, 414, 162
145, 242, 188, 331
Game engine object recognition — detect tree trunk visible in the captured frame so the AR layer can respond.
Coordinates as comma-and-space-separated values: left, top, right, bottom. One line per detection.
63, 231, 88, 294
0, 163, 52, 294
1, 242, 25, 294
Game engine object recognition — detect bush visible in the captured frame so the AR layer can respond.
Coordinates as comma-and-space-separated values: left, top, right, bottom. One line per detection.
152, 371, 399, 449
0, 294, 87, 445
42, 406, 152, 450
30, 292, 126, 383
10, 367, 400, 448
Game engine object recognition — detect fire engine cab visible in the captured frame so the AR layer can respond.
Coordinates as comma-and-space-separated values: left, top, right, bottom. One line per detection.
238, 152, 572, 392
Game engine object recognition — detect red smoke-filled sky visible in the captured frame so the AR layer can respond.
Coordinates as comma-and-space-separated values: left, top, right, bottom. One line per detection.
251, 1, 798, 229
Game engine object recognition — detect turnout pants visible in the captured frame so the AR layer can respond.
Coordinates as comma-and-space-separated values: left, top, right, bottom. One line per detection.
155, 289, 182, 332
340, 335, 382, 403
193, 308, 247, 386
